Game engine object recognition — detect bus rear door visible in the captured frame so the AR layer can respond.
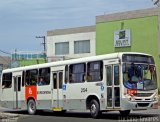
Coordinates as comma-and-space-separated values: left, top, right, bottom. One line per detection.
51, 66, 64, 111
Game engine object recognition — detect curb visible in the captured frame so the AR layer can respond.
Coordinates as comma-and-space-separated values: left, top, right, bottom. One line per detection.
0, 112, 19, 120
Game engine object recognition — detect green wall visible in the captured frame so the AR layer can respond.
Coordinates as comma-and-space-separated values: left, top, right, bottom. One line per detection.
96, 16, 160, 90
19, 59, 45, 66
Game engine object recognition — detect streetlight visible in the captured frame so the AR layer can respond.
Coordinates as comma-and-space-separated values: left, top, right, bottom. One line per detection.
36, 36, 47, 63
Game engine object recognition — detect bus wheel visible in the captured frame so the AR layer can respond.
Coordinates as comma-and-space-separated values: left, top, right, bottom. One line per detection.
89, 99, 100, 119
119, 110, 130, 116
27, 99, 36, 115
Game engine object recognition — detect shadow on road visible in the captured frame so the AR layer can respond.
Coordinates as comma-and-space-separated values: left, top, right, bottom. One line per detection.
3, 110, 159, 120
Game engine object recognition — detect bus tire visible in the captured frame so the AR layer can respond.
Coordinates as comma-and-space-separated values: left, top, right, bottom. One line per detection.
89, 99, 100, 119
27, 99, 36, 115
119, 110, 130, 116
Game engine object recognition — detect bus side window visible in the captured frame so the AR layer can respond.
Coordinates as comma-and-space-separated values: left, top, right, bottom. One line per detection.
38, 67, 50, 86
2, 73, 12, 89
53, 73, 57, 89
69, 63, 86, 83
25, 69, 38, 86
65, 65, 69, 84
22, 71, 25, 87
59, 72, 63, 88
87, 61, 103, 82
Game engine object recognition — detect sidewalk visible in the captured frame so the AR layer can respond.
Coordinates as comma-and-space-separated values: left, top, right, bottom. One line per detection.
0, 107, 19, 120
0, 112, 19, 119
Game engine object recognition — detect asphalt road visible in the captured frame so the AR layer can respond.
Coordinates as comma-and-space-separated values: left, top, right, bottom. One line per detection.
0, 108, 160, 122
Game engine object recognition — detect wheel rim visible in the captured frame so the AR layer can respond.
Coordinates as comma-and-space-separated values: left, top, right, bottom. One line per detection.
90, 104, 97, 115
29, 102, 35, 113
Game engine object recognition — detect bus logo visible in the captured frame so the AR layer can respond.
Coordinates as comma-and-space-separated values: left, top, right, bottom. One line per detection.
29, 88, 32, 95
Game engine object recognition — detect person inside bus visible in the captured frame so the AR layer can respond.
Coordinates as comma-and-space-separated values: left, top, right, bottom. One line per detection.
128, 63, 135, 81
31, 79, 36, 86
124, 63, 136, 89
37, 78, 46, 86
87, 72, 92, 82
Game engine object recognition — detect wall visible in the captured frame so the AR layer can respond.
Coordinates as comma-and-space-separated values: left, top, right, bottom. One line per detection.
47, 32, 96, 60
19, 59, 45, 66
96, 15, 160, 89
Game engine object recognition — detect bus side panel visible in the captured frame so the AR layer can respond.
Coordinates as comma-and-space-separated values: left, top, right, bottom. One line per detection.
20, 86, 27, 109
63, 82, 103, 110
63, 83, 86, 110
36, 85, 52, 110
25, 86, 37, 101
1, 88, 14, 109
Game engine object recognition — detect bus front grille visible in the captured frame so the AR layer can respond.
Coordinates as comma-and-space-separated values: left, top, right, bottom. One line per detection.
135, 93, 153, 97
137, 103, 150, 107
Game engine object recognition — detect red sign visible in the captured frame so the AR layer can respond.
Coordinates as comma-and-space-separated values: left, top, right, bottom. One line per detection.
25, 86, 37, 100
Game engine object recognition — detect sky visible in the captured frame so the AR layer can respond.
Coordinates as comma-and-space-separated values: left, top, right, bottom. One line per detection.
0, 0, 156, 55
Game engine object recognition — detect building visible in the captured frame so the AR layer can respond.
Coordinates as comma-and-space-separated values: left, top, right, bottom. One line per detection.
96, 7, 160, 89
47, 26, 96, 62
46, 7, 160, 90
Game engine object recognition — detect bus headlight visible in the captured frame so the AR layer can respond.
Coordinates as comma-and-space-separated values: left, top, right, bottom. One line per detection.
153, 93, 158, 101
125, 94, 132, 101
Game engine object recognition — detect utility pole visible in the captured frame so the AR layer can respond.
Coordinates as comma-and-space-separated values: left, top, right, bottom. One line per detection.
36, 36, 47, 63
152, 0, 159, 6
15, 49, 17, 60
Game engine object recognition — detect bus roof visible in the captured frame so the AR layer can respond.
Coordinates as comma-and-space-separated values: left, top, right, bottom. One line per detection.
2, 52, 151, 73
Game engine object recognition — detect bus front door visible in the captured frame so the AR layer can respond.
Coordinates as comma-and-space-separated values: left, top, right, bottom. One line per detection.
52, 71, 63, 111
13, 76, 21, 109
106, 64, 120, 109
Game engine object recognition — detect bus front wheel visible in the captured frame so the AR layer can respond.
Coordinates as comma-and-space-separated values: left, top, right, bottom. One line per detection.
27, 99, 37, 115
89, 99, 101, 119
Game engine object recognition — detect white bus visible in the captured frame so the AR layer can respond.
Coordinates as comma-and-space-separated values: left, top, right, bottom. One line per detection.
0, 52, 158, 118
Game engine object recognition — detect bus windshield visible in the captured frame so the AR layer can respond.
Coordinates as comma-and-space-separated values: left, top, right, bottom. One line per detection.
123, 63, 157, 91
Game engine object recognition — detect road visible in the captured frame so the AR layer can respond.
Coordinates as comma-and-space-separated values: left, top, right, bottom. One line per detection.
0, 108, 160, 122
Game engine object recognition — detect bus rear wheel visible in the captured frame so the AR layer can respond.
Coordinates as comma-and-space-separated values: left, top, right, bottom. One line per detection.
89, 99, 101, 119
27, 99, 36, 115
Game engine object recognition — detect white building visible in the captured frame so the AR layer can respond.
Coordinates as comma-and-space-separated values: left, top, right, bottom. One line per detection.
46, 26, 95, 62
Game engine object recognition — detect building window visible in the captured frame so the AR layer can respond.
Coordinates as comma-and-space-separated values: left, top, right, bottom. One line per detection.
74, 40, 90, 54
69, 63, 86, 83
87, 61, 103, 82
2, 73, 12, 89
55, 42, 69, 55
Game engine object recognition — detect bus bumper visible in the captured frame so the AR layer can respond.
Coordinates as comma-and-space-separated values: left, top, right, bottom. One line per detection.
121, 98, 159, 110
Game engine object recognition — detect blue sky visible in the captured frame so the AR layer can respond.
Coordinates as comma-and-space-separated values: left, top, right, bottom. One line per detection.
0, 0, 155, 54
